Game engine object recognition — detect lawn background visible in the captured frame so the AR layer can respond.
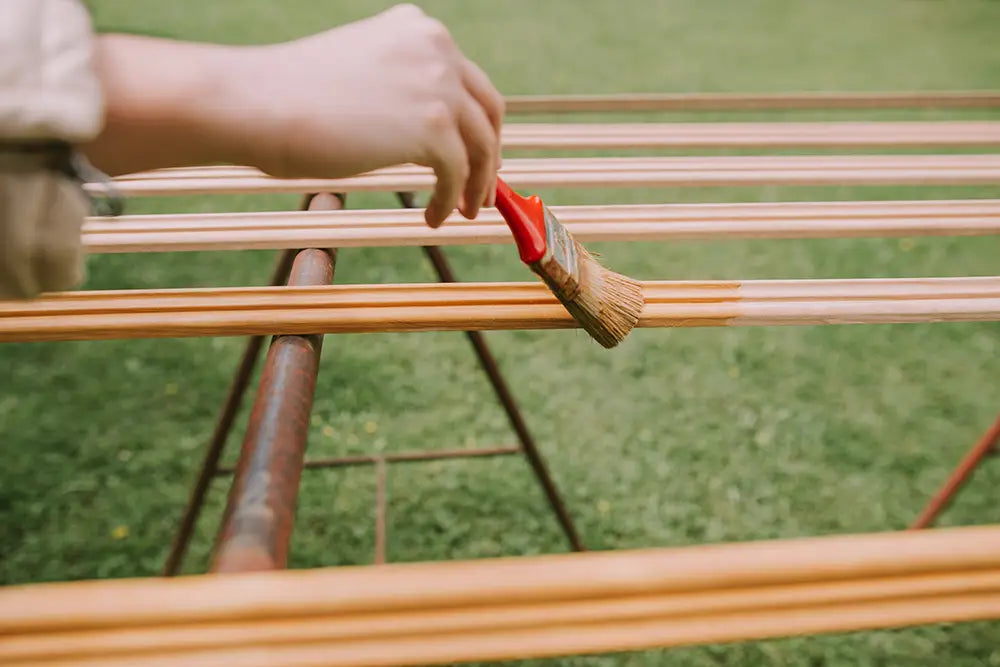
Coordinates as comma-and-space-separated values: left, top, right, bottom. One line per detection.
3, 1, 1000, 664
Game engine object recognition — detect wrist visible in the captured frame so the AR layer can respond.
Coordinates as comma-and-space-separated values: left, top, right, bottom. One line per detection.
200, 41, 325, 177
169, 42, 267, 169
195, 43, 282, 170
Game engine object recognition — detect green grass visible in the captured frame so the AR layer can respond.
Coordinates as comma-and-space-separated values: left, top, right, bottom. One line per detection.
3, 0, 1000, 664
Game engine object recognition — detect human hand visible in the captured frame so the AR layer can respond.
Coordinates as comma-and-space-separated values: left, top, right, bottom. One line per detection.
235, 4, 504, 227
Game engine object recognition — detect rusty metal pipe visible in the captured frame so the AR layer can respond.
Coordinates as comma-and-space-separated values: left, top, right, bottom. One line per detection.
215, 446, 521, 475
164, 195, 337, 576
162, 249, 297, 576
210, 195, 340, 573
210, 248, 333, 572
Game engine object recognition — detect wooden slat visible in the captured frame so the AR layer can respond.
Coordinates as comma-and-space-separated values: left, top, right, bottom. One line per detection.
119, 154, 1000, 180
500, 121, 1000, 149
1, 277, 998, 342
102, 155, 1000, 197
16, 592, 1000, 667
4, 523, 1000, 630
503, 91, 1000, 113
6, 575, 1000, 665
3, 525, 1000, 667
83, 200, 1000, 253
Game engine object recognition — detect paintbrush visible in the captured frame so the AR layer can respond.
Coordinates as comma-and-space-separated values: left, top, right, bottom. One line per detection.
493, 176, 643, 348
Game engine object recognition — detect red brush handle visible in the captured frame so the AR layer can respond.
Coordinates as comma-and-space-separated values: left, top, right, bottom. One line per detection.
494, 176, 547, 264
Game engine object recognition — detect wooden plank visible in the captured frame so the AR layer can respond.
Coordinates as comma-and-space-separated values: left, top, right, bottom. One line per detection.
83, 200, 1000, 253
103, 155, 1000, 197
500, 122, 1000, 149
3, 525, 1000, 667
504, 91, 1000, 113
1, 278, 998, 342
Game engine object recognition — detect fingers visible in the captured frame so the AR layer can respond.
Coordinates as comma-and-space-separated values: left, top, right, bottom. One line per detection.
419, 61, 501, 226
461, 57, 505, 175
424, 111, 469, 228
391, 8, 502, 226
425, 89, 497, 225
456, 92, 496, 219
461, 58, 504, 133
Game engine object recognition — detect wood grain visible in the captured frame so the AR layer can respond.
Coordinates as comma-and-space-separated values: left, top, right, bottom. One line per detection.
26, 593, 1000, 667
10, 594, 1000, 666
4, 523, 1000, 631
503, 91, 1000, 113
4, 525, 1000, 666
500, 121, 1000, 149
1, 278, 998, 342
5, 572, 1000, 664
102, 155, 1000, 197
83, 199, 1000, 253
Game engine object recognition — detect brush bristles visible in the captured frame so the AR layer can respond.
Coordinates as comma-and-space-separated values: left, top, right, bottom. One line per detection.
552, 242, 644, 348
525, 205, 644, 348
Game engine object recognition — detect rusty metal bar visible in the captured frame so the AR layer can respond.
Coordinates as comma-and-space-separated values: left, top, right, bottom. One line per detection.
210, 195, 340, 574
210, 247, 334, 572
161, 248, 297, 576
397, 192, 585, 552
910, 412, 1000, 529
374, 458, 388, 565
163, 195, 337, 576
216, 446, 521, 475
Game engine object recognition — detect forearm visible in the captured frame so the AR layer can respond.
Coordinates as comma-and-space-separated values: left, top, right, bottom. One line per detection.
81, 34, 265, 176
77, 5, 503, 226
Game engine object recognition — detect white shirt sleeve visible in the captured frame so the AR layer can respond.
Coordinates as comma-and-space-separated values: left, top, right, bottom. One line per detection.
0, 0, 104, 300
0, 0, 104, 142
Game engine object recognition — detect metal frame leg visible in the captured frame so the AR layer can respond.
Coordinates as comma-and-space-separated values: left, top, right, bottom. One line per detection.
166, 194, 342, 575
910, 412, 1000, 529
162, 249, 297, 576
210, 193, 342, 573
398, 192, 585, 552
210, 249, 333, 572
174, 189, 583, 573
374, 458, 388, 565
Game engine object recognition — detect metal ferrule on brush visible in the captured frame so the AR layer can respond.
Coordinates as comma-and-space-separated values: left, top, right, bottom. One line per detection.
529, 206, 583, 302
493, 176, 643, 348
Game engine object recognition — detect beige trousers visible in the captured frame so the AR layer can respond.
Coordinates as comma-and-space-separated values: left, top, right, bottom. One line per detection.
0, 171, 88, 299
0, 0, 104, 300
